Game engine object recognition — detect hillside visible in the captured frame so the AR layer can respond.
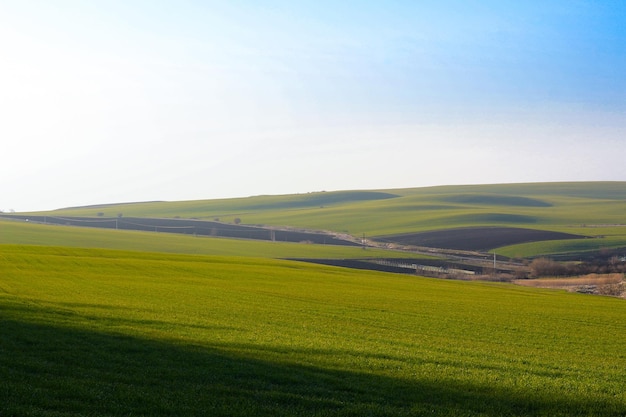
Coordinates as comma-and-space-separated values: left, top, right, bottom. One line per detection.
2, 185, 626, 416
11, 182, 626, 259
1, 245, 625, 416
34, 182, 625, 232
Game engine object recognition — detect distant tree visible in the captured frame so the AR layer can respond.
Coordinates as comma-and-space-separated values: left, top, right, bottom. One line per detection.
97, 212, 104, 217
233, 218, 241, 225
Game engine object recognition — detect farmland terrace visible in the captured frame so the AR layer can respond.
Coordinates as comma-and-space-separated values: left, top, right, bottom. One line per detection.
376, 227, 589, 251
1, 215, 359, 246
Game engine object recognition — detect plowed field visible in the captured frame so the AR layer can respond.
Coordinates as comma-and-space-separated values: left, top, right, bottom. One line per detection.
377, 227, 587, 251
2, 215, 359, 246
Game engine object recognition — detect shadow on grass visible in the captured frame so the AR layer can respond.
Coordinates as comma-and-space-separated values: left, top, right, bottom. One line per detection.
1, 304, 623, 417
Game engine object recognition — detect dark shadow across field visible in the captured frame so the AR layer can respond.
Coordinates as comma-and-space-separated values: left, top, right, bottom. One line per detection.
1, 303, 622, 417
440, 195, 552, 207
243, 191, 400, 210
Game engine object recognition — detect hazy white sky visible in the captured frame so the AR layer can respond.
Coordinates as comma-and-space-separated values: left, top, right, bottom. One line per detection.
1, 0, 625, 211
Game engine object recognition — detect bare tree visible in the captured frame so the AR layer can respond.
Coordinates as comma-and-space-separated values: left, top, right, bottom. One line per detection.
529, 258, 567, 277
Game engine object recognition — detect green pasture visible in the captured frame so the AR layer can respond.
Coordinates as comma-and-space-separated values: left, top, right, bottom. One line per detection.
1, 245, 625, 416
0, 219, 408, 259
9, 182, 626, 260
497, 235, 626, 259
35, 182, 626, 240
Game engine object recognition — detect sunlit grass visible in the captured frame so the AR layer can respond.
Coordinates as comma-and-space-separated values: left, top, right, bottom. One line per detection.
1, 245, 625, 416
30, 182, 626, 240
497, 235, 626, 259
0, 219, 410, 259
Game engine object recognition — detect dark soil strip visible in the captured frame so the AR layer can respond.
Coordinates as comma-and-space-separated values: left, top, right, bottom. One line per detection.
288, 258, 418, 274
376, 227, 588, 251
1, 215, 359, 246
288, 258, 494, 276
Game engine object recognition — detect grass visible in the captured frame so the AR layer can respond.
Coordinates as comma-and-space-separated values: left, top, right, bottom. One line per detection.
497, 235, 626, 259
3, 182, 625, 416
6, 182, 626, 261
1, 244, 625, 416
26, 182, 626, 241
0, 219, 410, 259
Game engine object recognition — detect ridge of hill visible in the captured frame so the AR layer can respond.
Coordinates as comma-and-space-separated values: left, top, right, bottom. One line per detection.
26, 181, 626, 217
49, 190, 400, 216
10, 182, 626, 258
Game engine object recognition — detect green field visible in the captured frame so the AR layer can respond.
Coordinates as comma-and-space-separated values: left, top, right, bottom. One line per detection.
1, 245, 625, 416
39, 182, 626, 236
29, 182, 626, 256
0, 219, 409, 259
2, 182, 625, 415
498, 235, 626, 259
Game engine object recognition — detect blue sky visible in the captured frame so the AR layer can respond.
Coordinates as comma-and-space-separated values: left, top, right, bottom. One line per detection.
1, 1, 625, 211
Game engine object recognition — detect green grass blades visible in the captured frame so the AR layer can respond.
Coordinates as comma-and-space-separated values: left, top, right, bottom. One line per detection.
1, 245, 625, 416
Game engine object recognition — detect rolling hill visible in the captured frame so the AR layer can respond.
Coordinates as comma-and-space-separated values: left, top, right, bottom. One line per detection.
8, 181, 626, 259
2, 183, 626, 416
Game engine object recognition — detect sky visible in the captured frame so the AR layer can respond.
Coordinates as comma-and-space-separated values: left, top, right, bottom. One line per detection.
1, 0, 625, 211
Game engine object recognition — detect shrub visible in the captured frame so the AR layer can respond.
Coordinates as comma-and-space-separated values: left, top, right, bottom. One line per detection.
529, 258, 568, 277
